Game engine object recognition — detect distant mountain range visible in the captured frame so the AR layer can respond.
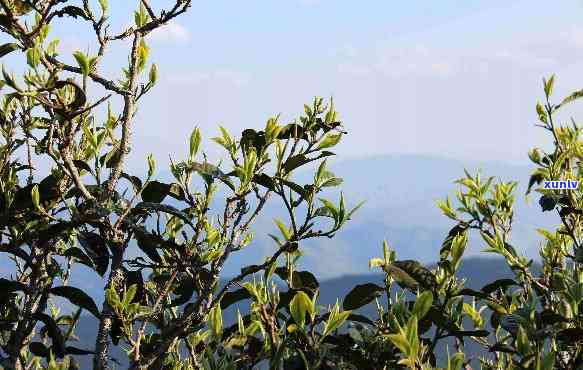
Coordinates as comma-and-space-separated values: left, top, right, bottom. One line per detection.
3, 154, 559, 368
55, 154, 556, 306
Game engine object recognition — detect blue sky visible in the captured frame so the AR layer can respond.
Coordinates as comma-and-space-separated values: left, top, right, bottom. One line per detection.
1, 1, 580, 280
37, 0, 583, 172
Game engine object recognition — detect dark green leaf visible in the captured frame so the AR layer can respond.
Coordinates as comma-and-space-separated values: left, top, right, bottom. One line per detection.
135, 202, 193, 227
33, 313, 65, 358
59, 6, 89, 19
253, 173, 275, 191
135, 231, 162, 263
557, 328, 583, 342
141, 181, 170, 203
274, 268, 319, 292
539, 195, 556, 212
220, 288, 252, 310
280, 179, 309, 200
29, 342, 50, 358
50, 286, 100, 318
440, 223, 468, 260
343, 283, 384, 310
277, 124, 308, 140
73, 160, 93, 174
170, 276, 195, 307
125, 269, 145, 304
65, 346, 95, 355
481, 279, 516, 294
0, 43, 19, 58
121, 172, 143, 192
0, 278, 27, 294
455, 288, 488, 299
62, 247, 94, 270
526, 172, 544, 195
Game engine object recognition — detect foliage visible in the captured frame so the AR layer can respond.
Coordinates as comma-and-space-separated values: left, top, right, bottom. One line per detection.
1, 1, 583, 370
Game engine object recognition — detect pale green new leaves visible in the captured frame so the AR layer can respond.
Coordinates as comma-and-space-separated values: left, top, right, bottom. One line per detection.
322, 301, 351, 339
26, 47, 41, 68
136, 39, 149, 72
235, 149, 257, 194
273, 219, 291, 241
412, 291, 433, 319
211, 126, 235, 153
387, 315, 420, 367
316, 132, 342, 150
134, 3, 150, 27
436, 196, 457, 221
543, 74, 555, 98
149, 63, 158, 85
98, 0, 108, 14
105, 285, 141, 319
289, 291, 315, 329
208, 304, 223, 339
31, 184, 41, 211
189, 127, 201, 160
73, 51, 97, 76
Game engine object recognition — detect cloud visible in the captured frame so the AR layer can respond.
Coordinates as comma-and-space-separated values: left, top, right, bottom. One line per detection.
148, 22, 190, 44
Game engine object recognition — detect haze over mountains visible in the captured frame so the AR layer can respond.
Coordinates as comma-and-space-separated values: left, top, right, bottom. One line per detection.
34, 154, 557, 368
58, 153, 556, 306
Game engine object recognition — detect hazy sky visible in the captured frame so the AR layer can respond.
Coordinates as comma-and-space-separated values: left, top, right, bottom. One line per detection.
23, 0, 583, 169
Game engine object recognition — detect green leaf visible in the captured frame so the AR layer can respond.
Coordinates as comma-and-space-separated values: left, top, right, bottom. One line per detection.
141, 180, 170, 203
289, 291, 314, 328
59, 6, 89, 20
98, 0, 109, 13
323, 306, 351, 338
321, 177, 343, 187
73, 159, 93, 174
283, 152, 335, 173
50, 286, 100, 318
412, 291, 433, 319
387, 332, 409, 354
33, 312, 65, 358
136, 39, 149, 72
273, 218, 291, 240
134, 231, 162, 263
481, 279, 516, 294
316, 133, 342, 150
274, 268, 319, 292
169, 277, 195, 307
77, 232, 109, 276
220, 288, 252, 310
253, 173, 276, 191
277, 123, 308, 140
343, 283, 384, 310
189, 127, 201, 160
389, 260, 437, 291
73, 51, 91, 76
0, 278, 27, 295
555, 90, 583, 110
31, 184, 41, 210
0, 43, 19, 58
543, 75, 555, 98
208, 304, 223, 339
149, 63, 158, 85
557, 327, 583, 343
